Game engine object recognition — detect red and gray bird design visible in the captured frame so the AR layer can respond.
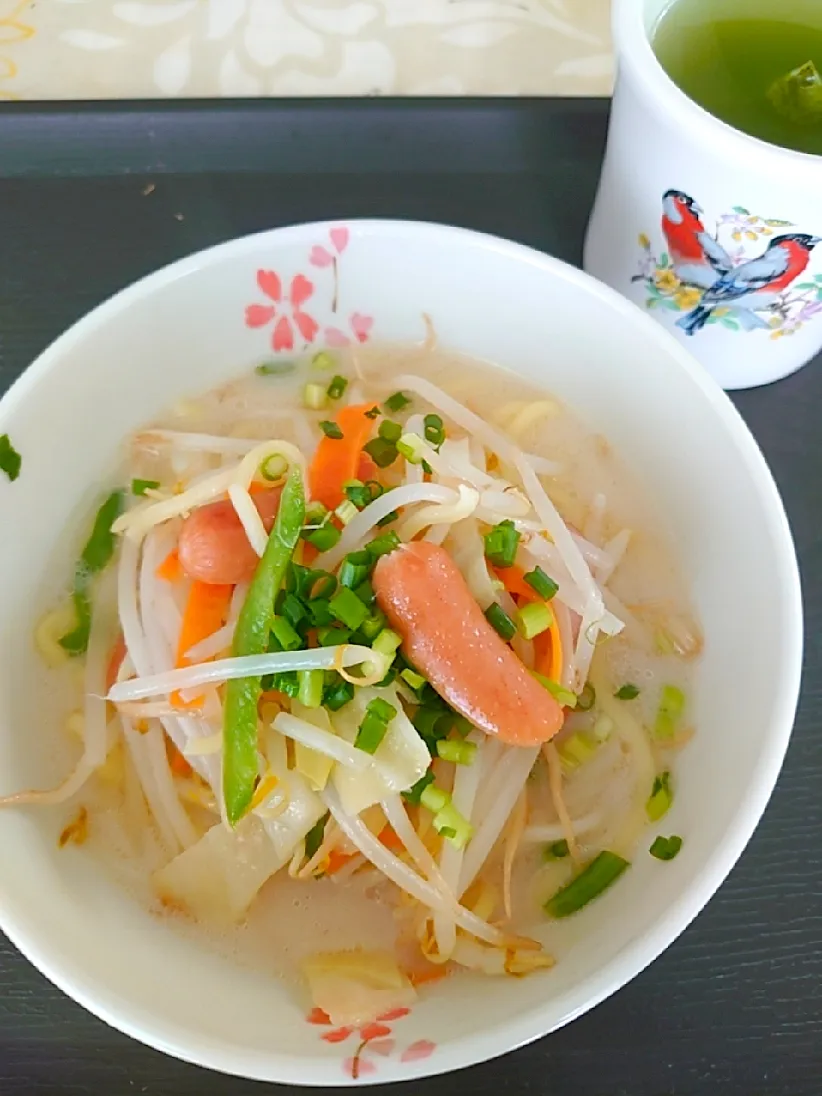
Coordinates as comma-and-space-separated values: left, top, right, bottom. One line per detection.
661, 189, 732, 289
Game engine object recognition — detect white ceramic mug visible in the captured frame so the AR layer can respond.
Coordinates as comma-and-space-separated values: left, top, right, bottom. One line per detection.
585, 0, 822, 390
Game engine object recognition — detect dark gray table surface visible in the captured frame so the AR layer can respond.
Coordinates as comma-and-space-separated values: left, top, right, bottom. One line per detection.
0, 100, 819, 1096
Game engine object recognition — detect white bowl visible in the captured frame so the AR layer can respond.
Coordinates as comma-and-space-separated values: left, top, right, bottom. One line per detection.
0, 221, 802, 1085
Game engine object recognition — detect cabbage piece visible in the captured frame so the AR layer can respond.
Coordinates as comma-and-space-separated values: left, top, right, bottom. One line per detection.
152, 816, 284, 924
451, 937, 554, 976
289, 702, 338, 792
303, 949, 416, 1026
259, 726, 326, 860
330, 686, 430, 816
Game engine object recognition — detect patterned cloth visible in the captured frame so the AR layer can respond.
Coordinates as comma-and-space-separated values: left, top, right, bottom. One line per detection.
0, 0, 612, 99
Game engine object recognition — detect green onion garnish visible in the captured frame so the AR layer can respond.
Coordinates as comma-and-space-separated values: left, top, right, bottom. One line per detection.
323, 677, 354, 711
366, 531, 400, 561
485, 602, 516, 641
650, 835, 682, 861
339, 551, 372, 590
311, 351, 335, 371
132, 478, 160, 496
384, 391, 411, 412
420, 784, 450, 813
319, 421, 343, 440
431, 801, 474, 849
279, 592, 307, 629
517, 600, 553, 640
423, 413, 445, 448
364, 405, 381, 420
614, 683, 640, 701
271, 615, 302, 652
532, 672, 578, 709
304, 383, 328, 411
308, 571, 337, 600
363, 436, 398, 468
376, 509, 398, 528
317, 626, 350, 647
327, 375, 348, 400
344, 479, 383, 509
354, 578, 376, 606
402, 769, 435, 805
436, 739, 477, 765
302, 521, 341, 553
372, 628, 402, 658
260, 454, 287, 482
523, 566, 558, 600
396, 433, 425, 464
557, 731, 597, 771
483, 519, 520, 569
654, 684, 685, 739
334, 499, 358, 526
577, 682, 596, 711
544, 851, 629, 918
400, 667, 426, 694
355, 697, 397, 754
304, 813, 328, 860
298, 668, 324, 709
256, 360, 296, 376
329, 586, 369, 631
305, 501, 329, 525
543, 839, 569, 861
270, 670, 300, 698
646, 771, 673, 822
359, 610, 386, 642
307, 599, 335, 627
378, 420, 402, 443
0, 434, 21, 482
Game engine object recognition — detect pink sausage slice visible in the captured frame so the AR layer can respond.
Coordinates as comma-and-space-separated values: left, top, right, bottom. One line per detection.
178, 486, 282, 585
373, 541, 564, 747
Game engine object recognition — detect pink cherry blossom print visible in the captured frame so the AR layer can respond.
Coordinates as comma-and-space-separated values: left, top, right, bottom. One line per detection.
322, 1026, 354, 1045
329, 226, 349, 254
307, 1008, 331, 1025
350, 313, 373, 343
344, 1054, 376, 1079
401, 1040, 436, 1063
244, 269, 318, 352
310, 246, 334, 268
367, 1039, 396, 1057
378, 1007, 411, 1022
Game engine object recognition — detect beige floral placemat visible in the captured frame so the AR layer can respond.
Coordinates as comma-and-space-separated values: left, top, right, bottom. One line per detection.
0, 0, 613, 99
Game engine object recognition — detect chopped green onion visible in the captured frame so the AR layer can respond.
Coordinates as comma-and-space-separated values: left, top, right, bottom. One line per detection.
304, 813, 328, 860
344, 479, 383, 509
326, 375, 348, 400
485, 602, 516, 641
334, 499, 358, 526
364, 405, 381, 420
329, 586, 369, 631
271, 615, 302, 652
577, 682, 596, 712
557, 731, 597, 771
260, 454, 287, 482
402, 769, 435, 805
279, 592, 307, 629
355, 697, 397, 754
354, 578, 376, 606
376, 509, 398, 528
363, 436, 398, 468
614, 683, 640, 701
650, 835, 682, 861
298, 669, 324, 709
378, 420, 403, 443
308, 572, 337, 600
483, 520, 520, 569
372, 628, 402, 658
523, 566, 558, 600
317, 626, 351, 647
79, 491, 124, 573
396, 433, 425, 464
270, 670, 300, 698
517, 601, 553, 640
532, 672, 578, 709
384, 391, 411, 412
400, 668, 426, 694
420, 784, 450, 814
654, 685, 685, 739
646, 771, 673, 822
432, 802, 474, 849
544, 851, 629, 918
307, 599, 335, 627
359, 610, 386, 642
0, 434, 22, 482
305, 501, 329, 525
436, 739, 477, 765
311, 351, 335, 371
339, 551, 372, 590
319, 420, 343, 440
542, 839, 569, 862
423, 413, 445, 448
323, 677, 354, 711
302, 521, 341, 552
366, 531, 401, 561
367, 696, 396, 723
131, 478, 160, 496
256, 360, 296, 376
303, 383, 328, 411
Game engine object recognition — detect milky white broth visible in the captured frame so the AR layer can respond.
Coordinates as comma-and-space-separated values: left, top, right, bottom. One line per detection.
38, 342, 700, 1002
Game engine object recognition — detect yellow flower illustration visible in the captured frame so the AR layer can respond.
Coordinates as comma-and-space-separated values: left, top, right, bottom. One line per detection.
673, 286, 702, 310
654, 269, 680, 293
713, 308, 730, 319
638, 232, 651, 249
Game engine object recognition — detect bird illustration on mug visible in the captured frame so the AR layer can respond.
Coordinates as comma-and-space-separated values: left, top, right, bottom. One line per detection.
634, 190, 822, 340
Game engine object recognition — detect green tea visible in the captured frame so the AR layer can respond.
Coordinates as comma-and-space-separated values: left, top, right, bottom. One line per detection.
653, 0, 822, 155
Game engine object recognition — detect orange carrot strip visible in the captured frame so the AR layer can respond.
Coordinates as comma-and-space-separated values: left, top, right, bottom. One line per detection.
309, 403, 376, 511
378, 824, 404, 853
357, 450, 380, 483
325, 849, 356, 876
156, 549, 183, 582
171, 580, 233, 709
167, 743, 192, 778
495, 565, 564, 685
407, 965, 449, 988
106, 632, 127, 692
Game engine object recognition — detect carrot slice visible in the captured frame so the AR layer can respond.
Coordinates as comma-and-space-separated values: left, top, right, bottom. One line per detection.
156, 549, 183, 582
167, 742, 193, 778
378, 824, 404, 853
309, 403, 376, 511
325, 849, 356, 876
171, 580, 233, 709
494, 564, 564, 685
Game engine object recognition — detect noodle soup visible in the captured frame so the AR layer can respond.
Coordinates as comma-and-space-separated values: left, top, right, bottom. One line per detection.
14, 344, 700, 1025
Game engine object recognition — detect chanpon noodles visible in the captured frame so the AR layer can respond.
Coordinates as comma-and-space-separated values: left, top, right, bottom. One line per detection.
11, 342, 702, 1026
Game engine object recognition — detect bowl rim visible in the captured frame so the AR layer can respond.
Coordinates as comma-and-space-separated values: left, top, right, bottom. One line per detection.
0, 219, 803, 1086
